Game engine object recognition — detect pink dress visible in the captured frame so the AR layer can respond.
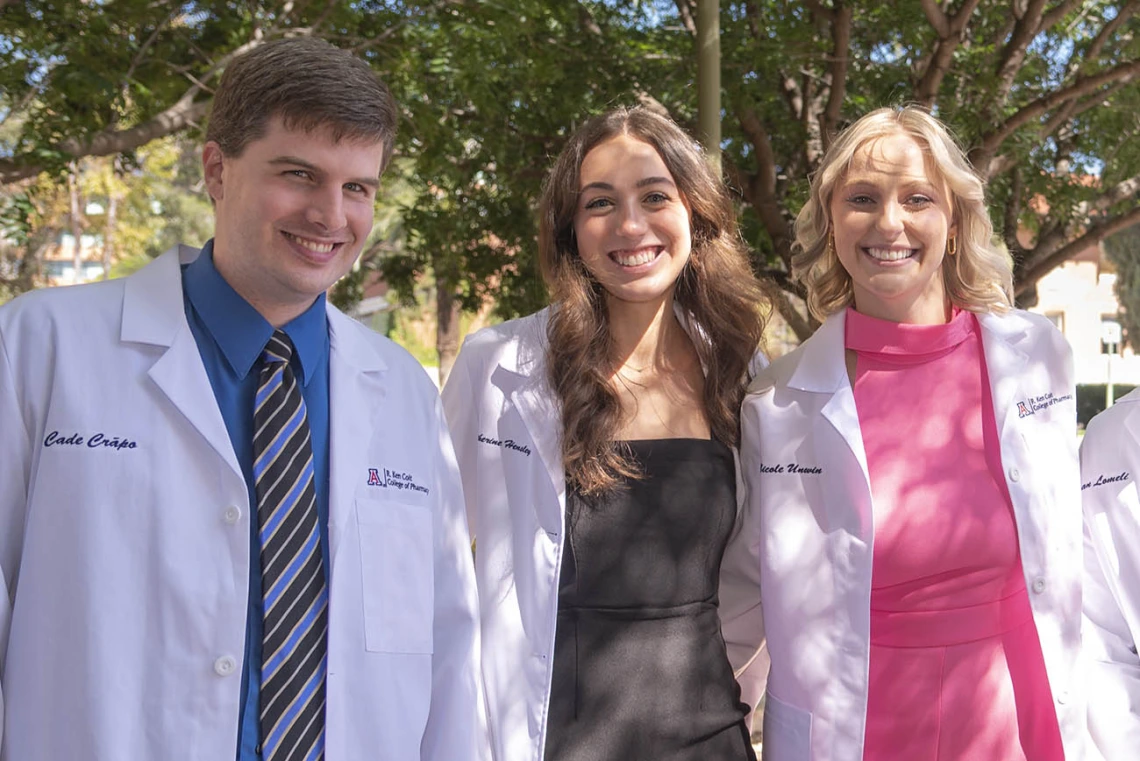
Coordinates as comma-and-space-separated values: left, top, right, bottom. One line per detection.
846, 307, 1065, 761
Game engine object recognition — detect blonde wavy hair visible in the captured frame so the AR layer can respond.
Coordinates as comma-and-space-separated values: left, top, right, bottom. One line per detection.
792, 106, 1013, 322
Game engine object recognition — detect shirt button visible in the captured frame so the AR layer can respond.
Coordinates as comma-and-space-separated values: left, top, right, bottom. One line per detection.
1031, 577, 1047, 594
223, 506, 241, 524
1009, 467, 1021, 483
214, 655, 237, 676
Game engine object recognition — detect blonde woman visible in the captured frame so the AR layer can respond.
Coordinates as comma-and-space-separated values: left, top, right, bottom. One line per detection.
738, 107, 1082, 760
443, 106, 768, 761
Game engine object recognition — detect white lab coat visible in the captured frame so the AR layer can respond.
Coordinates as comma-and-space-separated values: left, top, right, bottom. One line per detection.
0, 245, 486, 761
1080, 388, 1140, 761
441, 308, 768, 761
739, 308, 1085, 761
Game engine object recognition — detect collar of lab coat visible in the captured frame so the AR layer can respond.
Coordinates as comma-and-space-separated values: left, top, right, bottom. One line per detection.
784, 306, 1035, 393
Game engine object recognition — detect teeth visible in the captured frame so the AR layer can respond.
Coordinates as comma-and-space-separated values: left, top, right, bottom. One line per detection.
612, 248, 659, 267
284, 231, 336, 254
866, 247, 914, 261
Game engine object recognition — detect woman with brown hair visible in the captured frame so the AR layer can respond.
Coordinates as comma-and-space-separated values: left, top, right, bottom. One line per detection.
442, 106, 768, 761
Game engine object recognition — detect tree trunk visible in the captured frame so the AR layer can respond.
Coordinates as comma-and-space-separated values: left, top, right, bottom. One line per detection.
436, 277, 461, 388
696, 0, 721, 173
67, 161, 85, 283
102, 156, 122, 280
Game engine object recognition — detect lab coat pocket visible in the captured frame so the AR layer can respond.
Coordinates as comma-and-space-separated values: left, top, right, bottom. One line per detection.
761, 690, 812, 761
356, 499, 435, 654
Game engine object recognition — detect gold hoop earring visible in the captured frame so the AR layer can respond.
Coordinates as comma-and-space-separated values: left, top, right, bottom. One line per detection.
947, 235, 958, 256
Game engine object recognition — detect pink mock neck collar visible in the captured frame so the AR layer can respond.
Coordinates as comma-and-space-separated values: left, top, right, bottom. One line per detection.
844, 305, 975, 357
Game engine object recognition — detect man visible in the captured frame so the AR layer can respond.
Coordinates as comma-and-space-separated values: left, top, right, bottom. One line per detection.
0, 38, 485, 760
1082, 390, 1140, 761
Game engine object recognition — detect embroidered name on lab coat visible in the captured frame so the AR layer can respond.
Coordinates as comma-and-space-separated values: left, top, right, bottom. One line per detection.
1016, 391, 1074, 418
759, 462, 823, 475
476, 433, 532, 457
1081, 471, 1131, 491
43, 430, 138, 451
366, 467, 430, 495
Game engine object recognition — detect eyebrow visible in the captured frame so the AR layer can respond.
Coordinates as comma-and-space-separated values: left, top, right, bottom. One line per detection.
580, 176, 677, 192
269, 156, 381, 189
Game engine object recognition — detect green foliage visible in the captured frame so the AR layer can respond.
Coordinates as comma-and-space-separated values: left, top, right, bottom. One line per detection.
1106, 225, 1140, 350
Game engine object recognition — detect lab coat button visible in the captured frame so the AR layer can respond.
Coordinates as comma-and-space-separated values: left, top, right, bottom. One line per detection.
223, 506, 241, 524
1031, 577, 1046, 594
1009, 467, 1021, 483
214, 655, 237, 676
1056, 689, 1069, 705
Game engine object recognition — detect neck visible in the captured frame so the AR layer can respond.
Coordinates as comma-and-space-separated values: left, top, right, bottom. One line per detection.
606, 292, 681, 373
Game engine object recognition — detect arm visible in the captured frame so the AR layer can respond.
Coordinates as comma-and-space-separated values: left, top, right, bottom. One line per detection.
0, 322, 33, 745
1080, 427, 1140, 760
719, 409, 769, 726
421, 394, 489, 761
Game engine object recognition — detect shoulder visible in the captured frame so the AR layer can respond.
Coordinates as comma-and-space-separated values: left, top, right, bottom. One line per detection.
1086, 389, 1140, 447
0, 278, 126, 343
454, 308, 550, 372
326, 306, 438, 394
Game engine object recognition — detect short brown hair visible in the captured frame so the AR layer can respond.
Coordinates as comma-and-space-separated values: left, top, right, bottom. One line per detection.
206, 37, 398, 171
540, 106, 768, 494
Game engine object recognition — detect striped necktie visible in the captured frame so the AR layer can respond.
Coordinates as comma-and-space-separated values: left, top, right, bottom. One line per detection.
253, 330, 328, 760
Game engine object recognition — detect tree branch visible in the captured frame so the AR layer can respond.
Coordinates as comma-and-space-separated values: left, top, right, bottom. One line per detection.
1017, 206, 1140, 294
1040, 0, 1090, 32
821, 2, 852, 149
734, 107, 795, 263
1097, 173, 1140, 210
1082, 0, 1139, 65
971, 58, 1140, 176
0, 97, 211, 184
920, 0, 950, 37
993, 0, 1051, 106
674, 0, 697, 36
915, 0, 983, 106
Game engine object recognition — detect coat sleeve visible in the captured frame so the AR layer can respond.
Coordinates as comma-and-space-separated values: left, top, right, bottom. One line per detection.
0, 321, 32, 746
1080, 425, 1140, 761
420, 391, 490, 761
718, 405, 768, 727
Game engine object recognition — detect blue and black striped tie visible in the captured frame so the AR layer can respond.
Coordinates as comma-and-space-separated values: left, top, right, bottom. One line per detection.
254, 330, 328, 760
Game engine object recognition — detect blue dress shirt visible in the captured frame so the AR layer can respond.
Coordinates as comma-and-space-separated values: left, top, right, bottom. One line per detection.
181, 240, 331, 761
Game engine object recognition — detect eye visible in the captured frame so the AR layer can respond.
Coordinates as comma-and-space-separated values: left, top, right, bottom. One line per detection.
583, 197, 613, 210
906, 194, 934, 207
847, 194, 874, 205
344, 182, 369, 195
644, 191, 671, 204
286, 169, 312, 180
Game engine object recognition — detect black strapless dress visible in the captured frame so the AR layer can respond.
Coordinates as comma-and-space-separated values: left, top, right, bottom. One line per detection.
543, 438, 756, 761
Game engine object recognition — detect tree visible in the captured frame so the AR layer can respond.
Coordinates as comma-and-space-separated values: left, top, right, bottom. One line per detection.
4, 1, 1139, 350
1106, 223, 1140, 350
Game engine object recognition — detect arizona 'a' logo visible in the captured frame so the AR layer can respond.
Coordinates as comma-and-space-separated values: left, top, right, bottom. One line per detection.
367, 468, 382, 486
1017, 401, 1032, 418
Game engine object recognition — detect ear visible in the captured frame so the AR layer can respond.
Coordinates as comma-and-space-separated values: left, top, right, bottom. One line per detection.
202, 142, 226, 202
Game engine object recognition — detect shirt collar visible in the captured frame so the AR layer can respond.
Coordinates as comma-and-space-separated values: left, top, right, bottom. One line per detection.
184, 239, 329, 386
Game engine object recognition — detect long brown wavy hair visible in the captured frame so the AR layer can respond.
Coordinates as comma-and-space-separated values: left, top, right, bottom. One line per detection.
539, 106, 768, 494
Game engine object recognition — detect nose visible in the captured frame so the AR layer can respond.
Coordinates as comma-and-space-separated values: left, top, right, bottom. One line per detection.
875, 199, 905, 234
305, 186, 348, 232
617, 201, 648, 237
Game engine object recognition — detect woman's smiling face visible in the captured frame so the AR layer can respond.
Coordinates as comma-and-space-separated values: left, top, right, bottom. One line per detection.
572, 133, 692, 308
829, 130, 957, 325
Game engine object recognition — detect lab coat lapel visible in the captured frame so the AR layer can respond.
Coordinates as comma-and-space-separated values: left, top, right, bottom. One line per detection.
790, 311, 875, 539
508, 336, 566, 531
123, 245, 243, 482
978, 311, 1031, 444
326, 307, 387, 560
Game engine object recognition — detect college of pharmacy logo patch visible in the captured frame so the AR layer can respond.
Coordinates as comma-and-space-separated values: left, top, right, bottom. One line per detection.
367, 468, 382, 486
1017, 402, 1032, 418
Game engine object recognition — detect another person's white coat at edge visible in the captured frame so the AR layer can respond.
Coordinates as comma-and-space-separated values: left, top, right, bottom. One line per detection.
737, 307, 1085, 761
1081, 388, 1140, 761
0, 245, 486, 761
441, 307, 769, 761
